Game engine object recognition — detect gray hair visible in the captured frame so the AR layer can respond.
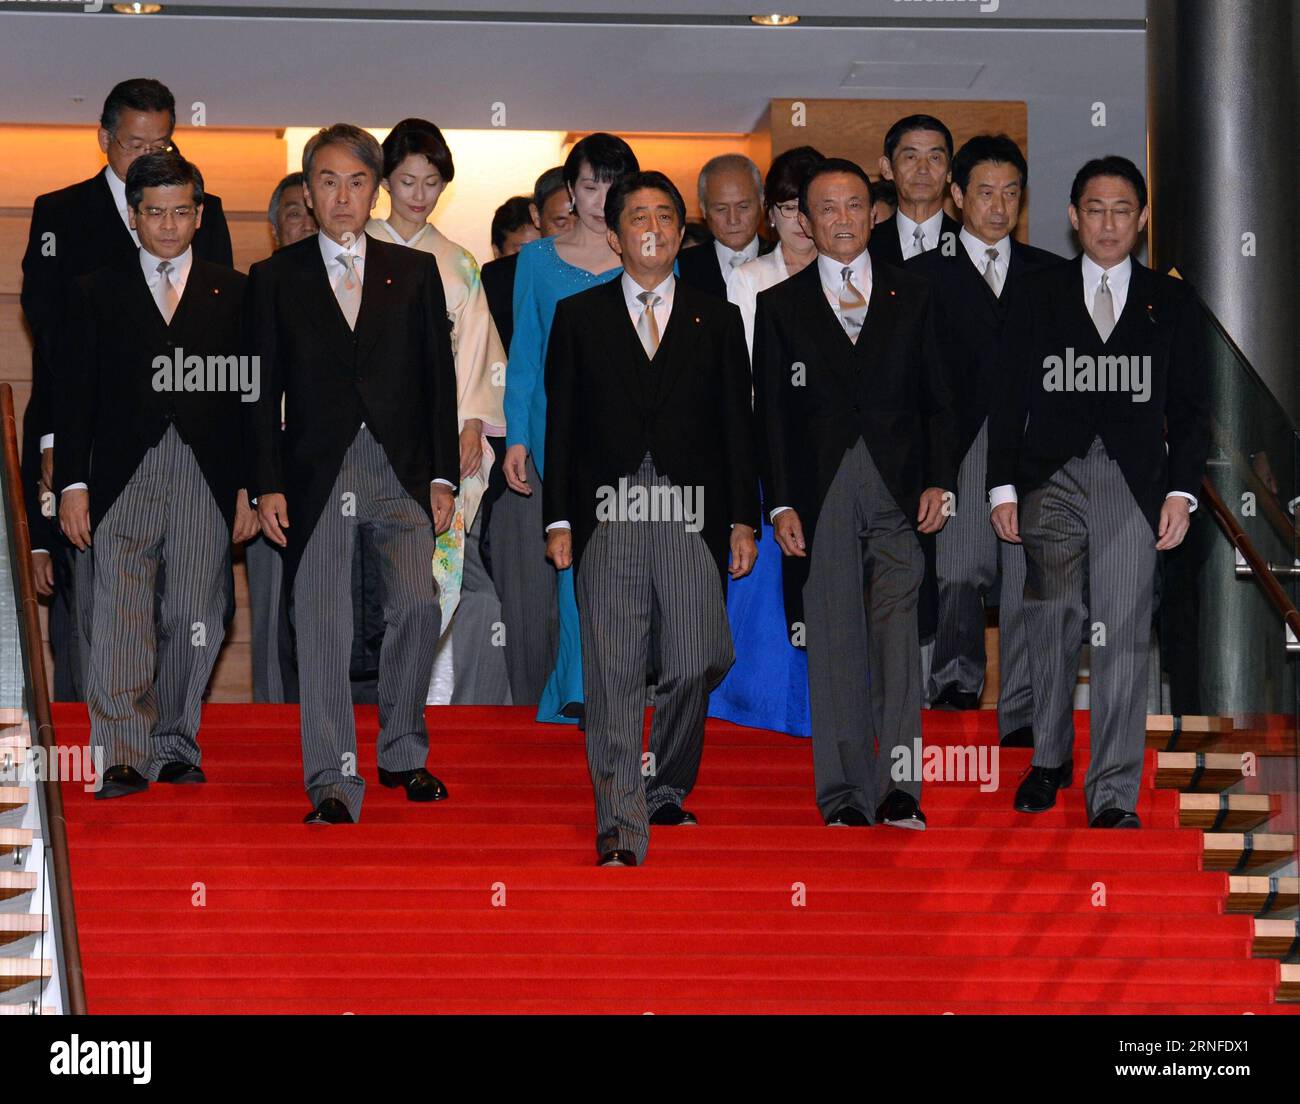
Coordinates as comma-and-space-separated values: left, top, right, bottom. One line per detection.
267, 171, 306, 226
697, 153, 763, 209
302, 123, 383, 183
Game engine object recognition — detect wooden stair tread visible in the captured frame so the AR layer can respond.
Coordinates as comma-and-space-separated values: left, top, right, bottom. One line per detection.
1280, 964, 1300, 1002
1179, 794, 1278, 831
1252, 918, 1300, 957
1203, 833, 1296, 873
0, 958, 51, 993
1228, 876, 1300, 914
1155, 752, 1245, 792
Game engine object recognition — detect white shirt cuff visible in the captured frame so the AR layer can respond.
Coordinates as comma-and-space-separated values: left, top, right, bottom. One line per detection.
61, 482, 88, 493
769, 506, 791, 522
431, 479, 454, 489
545, 521, 570, 532
40, 434, 54, 452
1166, 490, 1197, 512
988, 485, 1017, 509
31, 548, 48, 556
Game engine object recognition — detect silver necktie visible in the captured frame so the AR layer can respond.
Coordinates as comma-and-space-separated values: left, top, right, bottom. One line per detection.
334, 251, 362, 330
636, 290, 662, 358
1092, 271, 1116, 341
155, 260, 179, 324
838, 266, 868, 344
911, 224, 927, 256
983, 248, 1003, 297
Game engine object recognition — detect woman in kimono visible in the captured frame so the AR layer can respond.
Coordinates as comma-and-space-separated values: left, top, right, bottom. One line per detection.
369, 118, 509, 704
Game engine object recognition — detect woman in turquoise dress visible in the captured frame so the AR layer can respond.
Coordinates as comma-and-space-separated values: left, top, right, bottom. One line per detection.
501, 133, 640, 724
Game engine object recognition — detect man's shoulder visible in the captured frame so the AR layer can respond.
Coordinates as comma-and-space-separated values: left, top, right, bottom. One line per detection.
33, 175, 103, 214
193, 256, 246, 292
1013, 241, 1068, 272
675, 277, 742, 328
481, 251, 518, 285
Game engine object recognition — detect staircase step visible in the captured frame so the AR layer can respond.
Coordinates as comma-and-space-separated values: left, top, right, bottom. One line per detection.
1179, 793, 1278, 831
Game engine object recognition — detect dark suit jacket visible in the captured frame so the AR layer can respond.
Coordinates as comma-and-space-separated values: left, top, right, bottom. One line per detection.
542, 276, 760, 586
54, 258, 247, 531
986, 255, 1211, 534
243, 233, 460, 584
480, 251, 518, 354
676, 235, 776, 301
754, 257, 959, 628
867, 212, 963, 269
907, 237, 1066, 463
21, 171, 233, 548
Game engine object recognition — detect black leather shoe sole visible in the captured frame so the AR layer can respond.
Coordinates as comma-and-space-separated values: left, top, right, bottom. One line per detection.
303, 798, 354, 825
377, 768, 448, 802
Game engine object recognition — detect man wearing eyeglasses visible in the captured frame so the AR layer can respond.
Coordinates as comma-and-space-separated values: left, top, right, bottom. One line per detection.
20, 78, 233, 702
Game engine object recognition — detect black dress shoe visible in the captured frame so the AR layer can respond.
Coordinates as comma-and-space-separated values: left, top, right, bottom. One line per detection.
648, 804, 698, 826
1090, 807, 1141, 829
1014, 762, 1073, 813
156, 760, 206, 784
95, 764, 149, 800
597, 849, 637, 867
826, 806, 872, 827
303, 798, 354, 825
931, 687, 980, 711
876, 790, 927, 830
999, 725, 1034, 748
377, 767, 448, 802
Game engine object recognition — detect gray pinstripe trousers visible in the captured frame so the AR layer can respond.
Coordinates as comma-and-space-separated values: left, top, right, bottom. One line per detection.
486, 454, 558, 706
576, 453, 733, 863
293, 426, 440, 820
803, 437, 925, 821
1020, 435, 1155, 817
928, 419, 1033, 735
86, 426, 230, 776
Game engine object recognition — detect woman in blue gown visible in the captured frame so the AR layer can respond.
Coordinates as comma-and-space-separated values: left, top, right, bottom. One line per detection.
501, 133, 640, 724
707, 146, 826, 738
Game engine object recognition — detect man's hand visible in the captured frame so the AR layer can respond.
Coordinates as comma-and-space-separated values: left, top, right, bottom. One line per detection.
432, 483, 456, 536
728, 524, 758, 579
31, 551, 54, 597
233, 489, 261, 543
773, 509, 806, 557
503, 444, 531, 495
40, 447, 53, 495
546, 528, 572, 570
58, 488, 91, 551
459, 419, 484, 480
1156, 495, 1191, 551
258, 493, 290, 547
990, 502, 1020, 544
917, 487, 949, 535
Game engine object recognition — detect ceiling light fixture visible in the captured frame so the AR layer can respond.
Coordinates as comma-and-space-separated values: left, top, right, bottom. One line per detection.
750, 14, 800, 26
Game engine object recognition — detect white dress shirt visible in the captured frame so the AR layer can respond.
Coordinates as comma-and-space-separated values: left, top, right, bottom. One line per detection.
729, 246, 790, 357
896, 208, 946, 260
104, 165, 140, 248
770, 249, 872, 523
715, 235, 761, 298
960, 228, 1009, 295
988, 252, 1196, 513
546, 271, 676, 534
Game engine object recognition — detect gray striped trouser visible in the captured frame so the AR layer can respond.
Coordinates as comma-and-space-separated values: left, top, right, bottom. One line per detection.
450, 506, 512, 704
576, 453, 733, 864
86, 425, 230, 776
293, 426, 440, 820
928, 419, 1033, 735
486, 454, 558, 706
1020, 434, 1155, 817
803, 437, 924, 821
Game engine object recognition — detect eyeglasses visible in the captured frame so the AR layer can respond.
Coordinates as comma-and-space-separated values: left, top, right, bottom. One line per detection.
1079, 205, 1137, 222
137, 205, 197, 221
111, 133, 175, 156
773, 201, 800, 219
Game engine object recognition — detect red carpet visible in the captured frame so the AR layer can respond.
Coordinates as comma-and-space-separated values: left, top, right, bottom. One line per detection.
55, 704, 1296, 1014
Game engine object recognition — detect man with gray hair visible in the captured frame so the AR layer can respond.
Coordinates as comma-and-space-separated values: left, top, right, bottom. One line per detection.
677, 152, 771, 301
245, 123, 460, 824
267, 171, 317, 250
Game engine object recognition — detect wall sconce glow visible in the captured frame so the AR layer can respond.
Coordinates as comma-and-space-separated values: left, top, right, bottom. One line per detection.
112, 3, 164, 13
750, 13, 800, 26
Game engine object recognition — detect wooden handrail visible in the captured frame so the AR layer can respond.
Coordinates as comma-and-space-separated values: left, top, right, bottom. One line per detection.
0, 384, 85, 1015
1201, 470, 1300, 643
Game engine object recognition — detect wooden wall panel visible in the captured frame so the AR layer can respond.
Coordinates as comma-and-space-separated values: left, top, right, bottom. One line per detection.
765, 98, 1031, 239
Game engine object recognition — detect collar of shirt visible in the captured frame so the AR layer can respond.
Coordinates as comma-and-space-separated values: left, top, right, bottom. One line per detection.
816, 248, 872, 309
104, 165, 140, 244
319, 228, 368, 283
714, 235, 761, 274
896, 207, 946, 257
140, 244, 193, 296
378, 219, 431, 248
959, 227, 1010, 276
1081, 252, 1132, 318
622, 271, 675, 327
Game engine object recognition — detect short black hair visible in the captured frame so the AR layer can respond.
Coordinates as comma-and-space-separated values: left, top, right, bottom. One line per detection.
764, 145, 825, 208
382, 118, 454, 183
491, 196, 535, 253
871, 177, 897, 210
604, 170, 686, 231
798, 158, 874, 216
100, 78, 176, 135
883, 114, 954, 163
125, 151, 205, 212
532, 166, 568, 212
951, 134, 1028, 192
1070, 155, 1148, 210
563, 132, 640, 192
